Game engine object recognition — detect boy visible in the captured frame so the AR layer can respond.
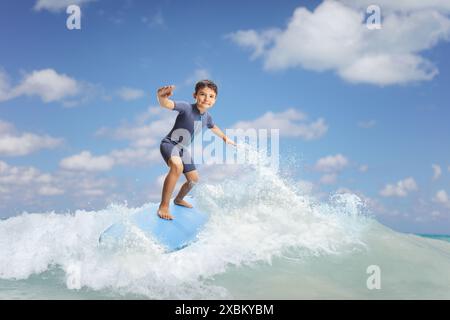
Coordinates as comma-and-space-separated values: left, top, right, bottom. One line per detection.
156, 80, 236, 220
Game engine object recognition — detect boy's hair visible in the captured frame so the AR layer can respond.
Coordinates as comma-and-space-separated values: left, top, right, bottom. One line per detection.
195, 80, 218, 96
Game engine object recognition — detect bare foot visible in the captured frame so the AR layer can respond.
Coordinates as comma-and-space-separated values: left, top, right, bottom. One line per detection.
173, 198, 193, 208
157, 206, 173, 220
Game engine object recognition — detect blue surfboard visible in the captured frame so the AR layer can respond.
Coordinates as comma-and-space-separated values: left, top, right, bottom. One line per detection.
99, 198, 208, 252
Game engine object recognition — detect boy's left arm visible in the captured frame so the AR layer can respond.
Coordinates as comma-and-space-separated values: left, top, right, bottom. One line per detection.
211, 125, 236, 146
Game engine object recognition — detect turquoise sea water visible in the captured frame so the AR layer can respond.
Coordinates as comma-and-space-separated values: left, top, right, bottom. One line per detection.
418, 234, 450, 243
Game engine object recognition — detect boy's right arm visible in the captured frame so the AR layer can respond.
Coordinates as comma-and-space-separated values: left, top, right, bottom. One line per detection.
157, 85, 176, 110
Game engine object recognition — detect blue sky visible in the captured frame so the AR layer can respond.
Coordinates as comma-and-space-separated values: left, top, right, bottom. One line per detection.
1, 0, 449, 234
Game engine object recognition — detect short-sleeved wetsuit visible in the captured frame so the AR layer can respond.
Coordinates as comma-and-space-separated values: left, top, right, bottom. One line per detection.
160, 101, 215, 173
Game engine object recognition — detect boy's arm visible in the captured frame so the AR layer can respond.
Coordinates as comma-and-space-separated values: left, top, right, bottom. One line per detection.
211, 125, 236, 146
156, 85, 176, 110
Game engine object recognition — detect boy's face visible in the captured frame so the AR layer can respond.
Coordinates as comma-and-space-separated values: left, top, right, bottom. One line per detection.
193, 87, 216, 110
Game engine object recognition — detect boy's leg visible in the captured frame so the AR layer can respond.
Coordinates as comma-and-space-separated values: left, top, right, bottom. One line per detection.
174, 170, 199, 208
158, 156, 183, 220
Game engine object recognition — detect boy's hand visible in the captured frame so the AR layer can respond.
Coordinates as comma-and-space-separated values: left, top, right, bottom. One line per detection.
224, 136, 237, 146
157, 85, 175, 99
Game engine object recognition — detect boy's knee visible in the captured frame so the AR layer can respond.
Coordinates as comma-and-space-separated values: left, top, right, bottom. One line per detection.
169, 161, 183, 175
187, 172, 199, 184
188, 177, 198, 187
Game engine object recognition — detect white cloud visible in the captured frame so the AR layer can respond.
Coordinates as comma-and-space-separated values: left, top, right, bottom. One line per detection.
232, 108, 328, 140
96, 106, 177, 148
60, 151, 115, 172
358, 164, 368, 172
0, 160, 124, 214
357, 120, 376, 128
38, 185, 64, 196
0, 161, 63, 198
432, 164, 442, 181
34, 0, 96, 12
117, 87, 145, 101
0, 68, 80, 103
0, 69, 11, 99
226, 29, 281, 60
59, 171, 116, 199
431, 210, 442, 218
14, 69, 80, 102
0, 161, 47, 186
0, 119, 63, 156
184, 69, 212, 86
228, 0, 450, 85
380, 177, 418, 197
314, 154, 349, 173
320, 173, 338, 185
142, 10, 166, 28
80, 188, 104, 196
0, 119, 14, 134
432, 190, 450, 208
314, 154, 349, 185
110, 147, 160, 166
264, 2, 363, 72
69, 107, 168, 171
339, 54, 438, 85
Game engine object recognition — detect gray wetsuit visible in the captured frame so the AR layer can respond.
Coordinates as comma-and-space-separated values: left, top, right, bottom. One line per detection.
160, 101, 215, 173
